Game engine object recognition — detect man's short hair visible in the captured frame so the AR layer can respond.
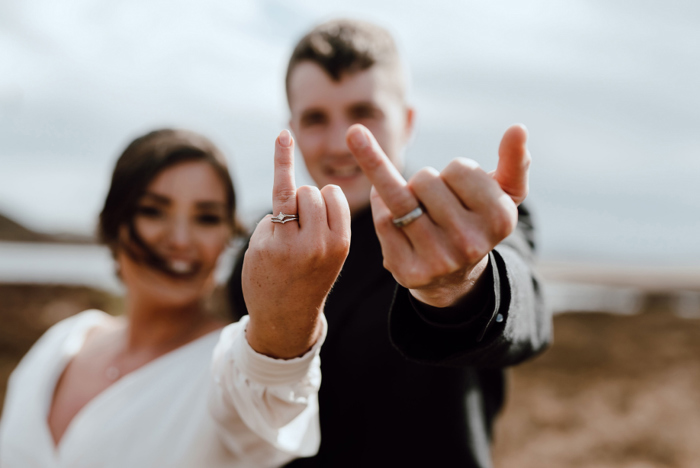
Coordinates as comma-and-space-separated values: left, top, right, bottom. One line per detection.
285, 19, 406, 102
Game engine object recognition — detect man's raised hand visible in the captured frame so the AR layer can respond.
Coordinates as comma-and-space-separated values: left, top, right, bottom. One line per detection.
346, 124, 530, 308
243, 130, 351, 359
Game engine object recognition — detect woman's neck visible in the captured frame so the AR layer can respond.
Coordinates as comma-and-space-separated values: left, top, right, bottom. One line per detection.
123, 296, 222, 352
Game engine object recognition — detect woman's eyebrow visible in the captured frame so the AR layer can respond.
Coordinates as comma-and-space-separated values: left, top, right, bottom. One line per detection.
141, 192, 171, 205
196, 201, 227, 210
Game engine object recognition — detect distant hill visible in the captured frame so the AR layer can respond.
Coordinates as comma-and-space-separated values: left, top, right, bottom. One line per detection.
0, 212, 94, 244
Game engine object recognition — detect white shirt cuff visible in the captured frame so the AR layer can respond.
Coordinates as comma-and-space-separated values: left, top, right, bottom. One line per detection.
234, 314, 327, 386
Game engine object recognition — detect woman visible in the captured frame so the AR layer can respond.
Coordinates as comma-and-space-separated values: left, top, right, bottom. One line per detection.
0, 128, 350, 467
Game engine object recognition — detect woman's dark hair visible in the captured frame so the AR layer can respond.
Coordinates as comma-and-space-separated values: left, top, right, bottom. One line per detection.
99, 128, 244, 268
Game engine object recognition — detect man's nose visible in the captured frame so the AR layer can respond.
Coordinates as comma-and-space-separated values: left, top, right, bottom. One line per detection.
328, 120, 351, 154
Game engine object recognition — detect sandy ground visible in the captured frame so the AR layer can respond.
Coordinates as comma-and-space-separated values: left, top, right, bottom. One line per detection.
1, 284, 699, 467
492, 296, 700, 468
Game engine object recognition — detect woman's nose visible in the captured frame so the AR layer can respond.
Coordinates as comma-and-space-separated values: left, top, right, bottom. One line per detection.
167, 216, 193, 249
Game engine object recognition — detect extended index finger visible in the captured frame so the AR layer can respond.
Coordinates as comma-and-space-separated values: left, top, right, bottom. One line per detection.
346, 124, 418, 217
273, 129, 297, 216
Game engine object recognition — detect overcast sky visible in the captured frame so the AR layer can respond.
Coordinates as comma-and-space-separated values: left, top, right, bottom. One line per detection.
1, 0, 698, 265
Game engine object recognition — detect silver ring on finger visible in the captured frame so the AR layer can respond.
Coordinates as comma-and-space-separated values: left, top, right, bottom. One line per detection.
271, 212, 299, 224
392, 205, 424, 228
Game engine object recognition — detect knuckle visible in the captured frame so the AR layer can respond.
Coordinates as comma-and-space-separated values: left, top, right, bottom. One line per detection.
491, 205, 517, 239
453, 232, 485, 263
360, 149, 384, 171
383, 256, 405, 278
276, 157, 293, 170
409, 167, 440, 190
452, 230, 473, 256
382, 258, 395, 274
428, 262, 448, 280
433, 252, 460, 278
276, 188, 296, 205
306, 242, 326, 263
463, 243, 484, 264
384, 258, 406, 280
395, 195, 420, 217
297, 185, 320, 197
330, 232, 351, 255
321, 184, 342, 196
444, 158, 481, 180
406, 265, 430, 287
376, 211, 395, 230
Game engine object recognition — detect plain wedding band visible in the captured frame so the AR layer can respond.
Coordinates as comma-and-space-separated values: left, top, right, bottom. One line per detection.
392, 206, 424, 228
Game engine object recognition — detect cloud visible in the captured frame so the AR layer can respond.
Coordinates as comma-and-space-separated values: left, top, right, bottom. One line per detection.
1, 0, 699, 264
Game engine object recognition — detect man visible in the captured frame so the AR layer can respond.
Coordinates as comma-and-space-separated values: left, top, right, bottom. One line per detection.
229, 19, 550, 467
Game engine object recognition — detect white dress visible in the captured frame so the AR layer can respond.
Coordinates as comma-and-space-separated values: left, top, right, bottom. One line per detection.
0, 310, 326, 468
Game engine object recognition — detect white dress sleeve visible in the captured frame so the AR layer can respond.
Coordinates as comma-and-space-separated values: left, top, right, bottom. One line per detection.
208, 315, 326, 467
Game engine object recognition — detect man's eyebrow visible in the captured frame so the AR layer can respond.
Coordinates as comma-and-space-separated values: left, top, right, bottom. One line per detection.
300, 107, 326, 117
347, 101, 383, 116
141, 192, 171, 205
348, 101, 376, 108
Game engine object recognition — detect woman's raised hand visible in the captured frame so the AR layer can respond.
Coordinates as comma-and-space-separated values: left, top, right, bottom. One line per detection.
242, 130, 351, 359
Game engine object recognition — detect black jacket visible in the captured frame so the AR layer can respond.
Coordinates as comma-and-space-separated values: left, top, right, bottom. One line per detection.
228, 205, 550, 467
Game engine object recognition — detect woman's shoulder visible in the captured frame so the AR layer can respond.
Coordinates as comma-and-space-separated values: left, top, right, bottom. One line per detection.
42, 309, 115, 345
15, 310, 115, 372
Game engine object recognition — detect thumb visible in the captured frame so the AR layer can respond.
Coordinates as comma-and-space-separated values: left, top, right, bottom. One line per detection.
490, 124, 531, 206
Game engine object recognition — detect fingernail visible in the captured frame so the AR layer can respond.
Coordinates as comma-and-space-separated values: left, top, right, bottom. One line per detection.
348, 127, 369, 149
514, 123, 529, 141
279, 129, 292, 147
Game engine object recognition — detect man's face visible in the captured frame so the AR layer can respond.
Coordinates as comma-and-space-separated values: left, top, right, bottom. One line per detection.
288, 62, 414, 215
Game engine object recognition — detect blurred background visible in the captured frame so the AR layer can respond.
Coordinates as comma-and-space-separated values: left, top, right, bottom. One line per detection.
1, 1, 699, 466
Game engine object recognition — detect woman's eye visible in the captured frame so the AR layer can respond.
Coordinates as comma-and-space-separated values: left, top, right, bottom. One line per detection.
136, 206, 163, 218
197, 214, 223, 225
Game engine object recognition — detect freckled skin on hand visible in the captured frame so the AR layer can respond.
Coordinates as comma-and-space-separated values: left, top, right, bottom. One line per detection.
243, 131, 350, 359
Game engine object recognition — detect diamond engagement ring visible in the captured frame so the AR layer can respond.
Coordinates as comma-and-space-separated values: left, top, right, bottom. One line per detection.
271, 212, 299, 224
392, 206, 424, 228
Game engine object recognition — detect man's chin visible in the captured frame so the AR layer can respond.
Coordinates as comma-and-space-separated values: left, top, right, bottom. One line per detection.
313, 175, 371, 216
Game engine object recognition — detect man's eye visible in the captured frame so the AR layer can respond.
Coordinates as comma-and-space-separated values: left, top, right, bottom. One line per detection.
197, 214, 223, 225
301, 113, 327, 127
136, 206, 163, 218
350, 107, 378, 120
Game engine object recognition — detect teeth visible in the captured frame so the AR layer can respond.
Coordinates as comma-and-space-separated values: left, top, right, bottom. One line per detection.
169, 260, 193, 274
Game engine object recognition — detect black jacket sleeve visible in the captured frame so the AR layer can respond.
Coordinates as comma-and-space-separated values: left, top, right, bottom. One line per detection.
228, 236, 250, 322
388, 203, 551, 368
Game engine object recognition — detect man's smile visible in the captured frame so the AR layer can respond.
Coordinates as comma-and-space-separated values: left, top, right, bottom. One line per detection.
322, 161, 364, 181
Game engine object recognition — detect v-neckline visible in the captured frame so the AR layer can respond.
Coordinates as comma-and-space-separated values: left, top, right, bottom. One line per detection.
45, 311, 222, 457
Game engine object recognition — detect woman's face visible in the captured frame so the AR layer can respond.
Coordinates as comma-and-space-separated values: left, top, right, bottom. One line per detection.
117, 160, 232, 307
